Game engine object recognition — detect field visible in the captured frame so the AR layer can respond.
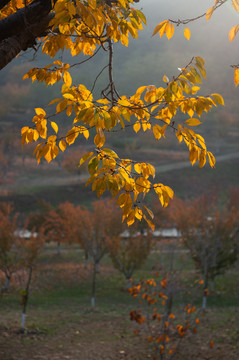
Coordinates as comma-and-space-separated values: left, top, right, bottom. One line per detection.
0, 241, 238, 360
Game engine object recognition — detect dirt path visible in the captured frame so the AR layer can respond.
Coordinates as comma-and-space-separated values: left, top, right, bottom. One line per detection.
1, 151, 239, 193
154, 151, 239, 173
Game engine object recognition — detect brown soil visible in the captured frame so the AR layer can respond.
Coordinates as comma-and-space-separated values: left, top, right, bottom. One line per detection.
0, 310, 238, 360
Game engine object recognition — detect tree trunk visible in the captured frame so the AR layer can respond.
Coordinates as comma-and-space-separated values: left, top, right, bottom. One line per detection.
20, 266, 32, 332
202, 276, 208, 311
84, 251, 88, 269
0, 0, 55, 70
95, 261, 100, 274
57, 241, 61, 255
4, 275, 11, 291
210, 278, 215, 292
91, 262, 97, 309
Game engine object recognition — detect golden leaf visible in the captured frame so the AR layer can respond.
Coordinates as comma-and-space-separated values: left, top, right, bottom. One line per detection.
185, 118, 202, 126
184, 27, 191, 40
234, 68, 239, 87
229, 24, 239, 42
207, 151, 216, 168
232, 0, 239, 12
79, 151, 94, 166
94, 132, 105, 148
133, 121, 141, 133
205, 6, 215, 21
166, 23, 174, 40
59, 140, 67, 152
51, 121, 58, 134
35, 108, 46, 116
63, 71, 72, 87
211, 93, 224, 105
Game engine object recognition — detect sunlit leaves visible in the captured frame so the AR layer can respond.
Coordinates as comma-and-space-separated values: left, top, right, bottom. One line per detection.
185, 118, 202, 126
207, 151, 216, 168
229, 24, 239, 41
63, 71, 72, 87
184, 27, 191, 40
59, 140, 67, 152
17, 0, 225, 227
211, 93, 224, 105
206, 6, 215, 21
234, 68, 239, 86
232, 0, 239, 13
51, 122, 58, 134
152, 20, 174, 39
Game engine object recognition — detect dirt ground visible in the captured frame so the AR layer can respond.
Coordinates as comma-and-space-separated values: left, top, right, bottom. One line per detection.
0, 308, 238, 360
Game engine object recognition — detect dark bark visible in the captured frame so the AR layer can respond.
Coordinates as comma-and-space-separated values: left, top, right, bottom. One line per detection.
0, 0, 54, 70
20, 266, 33, 332
0, 0, 11, 11
91, 262, 97, 309
0, 0, 140, 70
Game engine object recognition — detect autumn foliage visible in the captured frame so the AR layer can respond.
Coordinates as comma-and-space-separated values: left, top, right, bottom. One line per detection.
129, 276, 202, 360
8, 0, 232, 228
169, 194, 239, 308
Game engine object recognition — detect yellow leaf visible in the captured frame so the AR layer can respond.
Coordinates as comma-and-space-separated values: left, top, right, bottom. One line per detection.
94, 133, 105, 148
96, 98, 110, 104
189, 146, 199, 166
229, 24, 239, 42
184, 27, 191, 40
163, 75, 169, 83
83, 129, 90, 140
134, 163, 141, 174
164, 186, 174, 199
51, 121, 58, 134
144, 206, 154, 219
66, 127, 79, 145
79, 151, 94, 166
63, 71, 72, 87
152, 20, 168, 37
143, 215, 155, 231
199, 150, 207, 168
35, 108, 46, 116
88, 156, 99, 175
48, 98, 62, 106
59, 140, 67, 152
232, 0, 239, 12
234, 68, 239, 87
185, 118, 202, 126
117, 193, 127, 207
206, 6, 215, 21
153, 125, 162, 140
133, 121, 141, 133
211, 93, 224, 105
101, 148, 118, 158
159, 20, 169, 38
63, 93, 75, 100
135, 207, 143, 220
166, 23, 174, 40
126, 209, 135, 226
207, 151, 216, 168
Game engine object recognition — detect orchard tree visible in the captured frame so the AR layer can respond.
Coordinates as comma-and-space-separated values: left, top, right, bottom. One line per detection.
0, 203, 20, 293
129, 276, 203, 360
74, 199, 121, 308
107, 225, 152, 284
171, 195, 239, 310
45, 201, 76, 254
1, 0, 236, 225
17, 226, 44, 332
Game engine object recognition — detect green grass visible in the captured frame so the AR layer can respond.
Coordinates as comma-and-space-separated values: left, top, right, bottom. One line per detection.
0, 242, 238, 360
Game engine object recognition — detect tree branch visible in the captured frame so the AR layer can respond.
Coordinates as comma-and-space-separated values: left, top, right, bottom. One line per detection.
0, 0, 55, 69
